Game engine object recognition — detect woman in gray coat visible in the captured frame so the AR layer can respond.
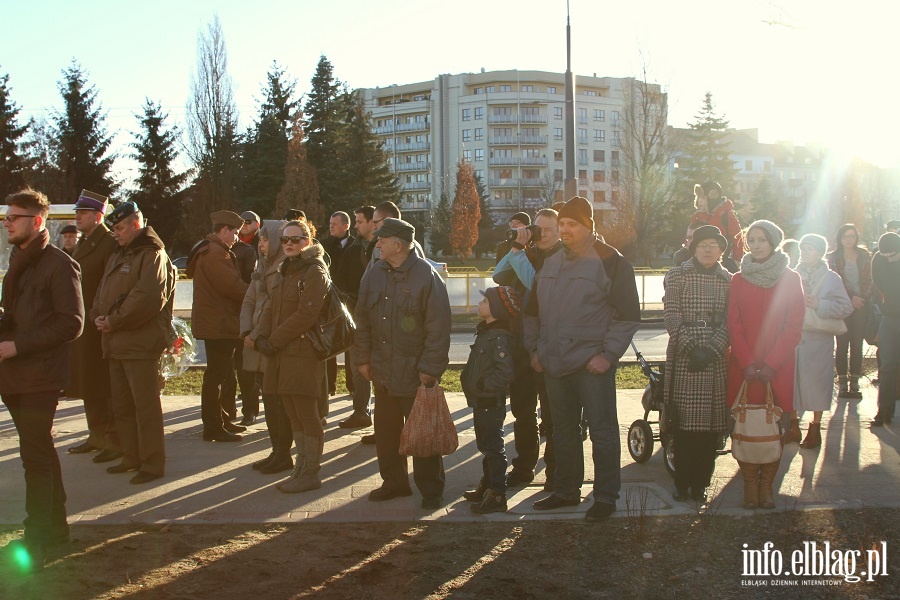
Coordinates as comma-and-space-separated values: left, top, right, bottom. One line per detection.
241, 220, 289, 473
785, 234, 852, 449
663, 225, 733, 503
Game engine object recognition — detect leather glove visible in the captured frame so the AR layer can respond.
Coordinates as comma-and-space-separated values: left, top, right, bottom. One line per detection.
743, 365, 759, 381
757, 363, 776, 383
686, 345, 716, 372
255, 336, 276, 357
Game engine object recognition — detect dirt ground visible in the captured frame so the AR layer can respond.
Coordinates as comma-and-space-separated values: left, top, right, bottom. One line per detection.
2, 509, 898, 599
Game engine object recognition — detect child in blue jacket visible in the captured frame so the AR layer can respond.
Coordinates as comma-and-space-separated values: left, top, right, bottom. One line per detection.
462, 286, 520, 513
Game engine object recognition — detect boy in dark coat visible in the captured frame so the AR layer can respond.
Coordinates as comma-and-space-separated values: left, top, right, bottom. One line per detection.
462, 286, 520, 513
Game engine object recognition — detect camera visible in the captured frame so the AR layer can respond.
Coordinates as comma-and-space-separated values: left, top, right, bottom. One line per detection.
506, 224, 542, 243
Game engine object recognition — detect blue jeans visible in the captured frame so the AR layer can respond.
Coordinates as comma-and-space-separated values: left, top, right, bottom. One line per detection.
473, 405, 507, 493
877, 315, 900, 420
544, 367, 620, 505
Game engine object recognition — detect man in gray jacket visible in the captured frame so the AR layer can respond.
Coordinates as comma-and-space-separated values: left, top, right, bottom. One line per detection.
354, 218, 452, 510
525, 196, 641, 521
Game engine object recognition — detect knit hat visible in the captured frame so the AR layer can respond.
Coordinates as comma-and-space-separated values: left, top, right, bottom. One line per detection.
510, 212, 531, 226
799, 233, 828, 256
689, 224, 727, 254
558, 196, 594, 231
878, 232, 900, 255
748, 220, 784, 248
480, 286, 520, 321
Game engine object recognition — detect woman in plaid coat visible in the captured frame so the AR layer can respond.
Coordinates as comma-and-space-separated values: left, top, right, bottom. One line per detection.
664, 225, 733, 503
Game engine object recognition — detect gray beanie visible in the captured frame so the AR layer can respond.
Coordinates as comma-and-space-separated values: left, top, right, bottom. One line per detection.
748, 220, 784, 248
799, 233, 828, 256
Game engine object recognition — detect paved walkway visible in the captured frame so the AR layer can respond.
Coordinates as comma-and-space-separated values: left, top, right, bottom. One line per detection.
0, 381, 897, 526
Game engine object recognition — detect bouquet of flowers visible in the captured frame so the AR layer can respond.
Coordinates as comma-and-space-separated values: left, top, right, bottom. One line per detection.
160, 317, 197, 380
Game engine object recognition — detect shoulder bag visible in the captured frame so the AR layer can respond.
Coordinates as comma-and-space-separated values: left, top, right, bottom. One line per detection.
802, 276, 848, 335
307, 282, 356, 360
730, 381, 783, 464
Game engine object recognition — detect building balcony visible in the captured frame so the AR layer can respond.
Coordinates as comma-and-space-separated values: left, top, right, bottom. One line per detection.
489, 157, 519, 166
394, 142, 430, 152
577, 136, 588, 145
520, 135, 548, 145
520, 114, 547, 124
395, 162, 431, 172
372, 125, 394, 135
521, 178, 544, 187
489, 136, 518, 145
396, 122, 429, 132
520, 157, 548, 166
489, 178, 519, 187
401, 181, 431, 191
488, 115, 517, 124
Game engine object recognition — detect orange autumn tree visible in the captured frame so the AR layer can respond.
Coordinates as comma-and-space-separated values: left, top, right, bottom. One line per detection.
449, 158, 480, 261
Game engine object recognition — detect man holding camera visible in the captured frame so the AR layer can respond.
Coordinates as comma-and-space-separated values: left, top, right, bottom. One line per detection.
495, 212, 532, 264
493, 208, 563, 489
525, 196, 640, 521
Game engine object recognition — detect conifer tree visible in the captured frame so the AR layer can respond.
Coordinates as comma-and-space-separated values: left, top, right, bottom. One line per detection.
339, 91, 399, 210
276, 114, 323, 224
680, 92, 738, 196
449, 159, 480, 260
129, 99, 189, 245
304, 55, 348, 216
54, 60, 117, 201
0, 70, 32, 195
23, 117, 64, 202
473, 175, 500, 259
428, 192, 452, 257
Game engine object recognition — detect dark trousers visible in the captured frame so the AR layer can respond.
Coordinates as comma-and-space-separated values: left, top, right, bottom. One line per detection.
535, 372, 556, 481
201, 339, 241, 433
221, 345, 258, 418
2, 391, 68, 545
348, 349, 371, 415
473, 405, 507, 493
509, 363, 540, 474
373, 384, 445, 497
109, 358, 166, 475
877, 315, 900, 420
673, 430, 719, 493
836, 307, 866, 378
83, 391, 121, 453
258, 373, 292, 454
326, 357, 338, 395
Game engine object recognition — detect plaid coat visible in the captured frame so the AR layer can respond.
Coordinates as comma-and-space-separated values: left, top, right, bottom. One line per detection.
663, 259, 732, 432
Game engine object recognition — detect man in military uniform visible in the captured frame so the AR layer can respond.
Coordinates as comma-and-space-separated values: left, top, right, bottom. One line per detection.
67, 190, 122, 463
92, 202, 176, 484
186, 210, 250, 442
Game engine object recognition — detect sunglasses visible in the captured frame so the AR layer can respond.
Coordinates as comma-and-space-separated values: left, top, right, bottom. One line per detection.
280, 236, 309, 245
243, 219, 255, 225
3, 213, 37, 224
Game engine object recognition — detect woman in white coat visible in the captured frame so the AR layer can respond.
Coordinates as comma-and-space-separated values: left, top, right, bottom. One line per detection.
786, 234, 853, 449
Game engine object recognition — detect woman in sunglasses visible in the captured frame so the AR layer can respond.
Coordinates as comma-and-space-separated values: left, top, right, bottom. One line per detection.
255, 220, 330, 493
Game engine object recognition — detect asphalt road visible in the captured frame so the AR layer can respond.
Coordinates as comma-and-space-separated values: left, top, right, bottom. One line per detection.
192, 328, 669, 366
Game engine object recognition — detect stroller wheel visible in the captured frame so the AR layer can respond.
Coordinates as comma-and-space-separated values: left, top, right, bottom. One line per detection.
662, 435, 676, 478
627, 420, 654, 463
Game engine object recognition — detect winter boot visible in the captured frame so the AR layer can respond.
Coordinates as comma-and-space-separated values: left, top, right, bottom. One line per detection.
781, 418, 802, 445
738, 461, 760, 509
275, 432, 306, 491
471, 490, 508, 514
758, 461, 779, 509
259, 444, 294, 474
280, 436, 323, 493
463, 478, 489, 502
799, 422, 822, 449
848, 376, 863, 399
837, 376, 851, 398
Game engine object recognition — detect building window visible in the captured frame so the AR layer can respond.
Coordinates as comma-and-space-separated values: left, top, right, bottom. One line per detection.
494, 148, 513, 158
474, 128, 484, 141
584, 90, 596, 96
415, 114, 424, 123
486, 86, 494, 93
554, 128, 563, 140
594, 149, 605, 162
611, 111, 619, 125
462, 108, 471, 121
594, 130, 605, 142
492, 107, 512, 116
612, 131, 620, 146
611, 170, 619, 184
593, 170, 605, 182
522, 169, 539, 179
554, 107, 563, 120
578, 128, 587, 141
554, 148, 563, 161
494, 127, 512, 137
578, 169, 587, 181
611, 191, 620, 203
521, 127, 539, 137
522, 106, 539, 117
463, 150, 472, 162
579, 189, 587, 198
475, 149, 484, 161
474, 87, 483, 94
523, 148, 541, 158
522, 85, 533, 92
413, 94, 425, 101
462, 129, 472, 142
594, 109, 605, 121
578, 148, 588, 163
500, 85, 512, 92
554, 169, 563, 181
578, 107, 587, 121
494, 190, 513, 201
594, 190, 606, 203
415, 134, 425, 143
474, 107, 483, 120
498, 168, 513, 179
475, 169, 484, 180
611, 150, 619, 165
547, 86, 557, 94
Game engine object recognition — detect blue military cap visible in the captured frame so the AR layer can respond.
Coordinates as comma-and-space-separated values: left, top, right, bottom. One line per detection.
105, 201, 139, 227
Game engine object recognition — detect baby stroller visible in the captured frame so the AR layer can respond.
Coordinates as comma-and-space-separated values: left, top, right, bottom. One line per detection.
626, 339, 676, 476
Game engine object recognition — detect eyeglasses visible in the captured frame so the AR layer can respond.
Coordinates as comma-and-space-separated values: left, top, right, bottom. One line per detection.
243, 219, 254, 225
695, 242, 721, 250
280, 236, 309, 245
3, 213, 37, 224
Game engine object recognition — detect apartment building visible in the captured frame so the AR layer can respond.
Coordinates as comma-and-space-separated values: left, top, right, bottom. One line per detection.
359, 70, 649, 221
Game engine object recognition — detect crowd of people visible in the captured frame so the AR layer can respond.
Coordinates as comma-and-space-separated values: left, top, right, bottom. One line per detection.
2, 181, 899, 572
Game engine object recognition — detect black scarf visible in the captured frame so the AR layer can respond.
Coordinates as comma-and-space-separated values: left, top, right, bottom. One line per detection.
1, 229, 50, 313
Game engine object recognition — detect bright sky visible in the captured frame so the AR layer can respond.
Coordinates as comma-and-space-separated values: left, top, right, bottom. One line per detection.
3, 0, 900, 184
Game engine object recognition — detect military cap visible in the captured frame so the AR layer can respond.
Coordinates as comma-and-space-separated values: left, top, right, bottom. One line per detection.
105, 201, 139, 227
210, 210, 244, 229
373, 218, 415, 243
60, 224, 78, 235
74, 189, 109, 212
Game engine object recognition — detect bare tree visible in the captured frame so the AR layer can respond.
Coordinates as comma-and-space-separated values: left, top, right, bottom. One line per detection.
185, 15, 240, 222
539, 170, 562, 206
609, 70, 685, 266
